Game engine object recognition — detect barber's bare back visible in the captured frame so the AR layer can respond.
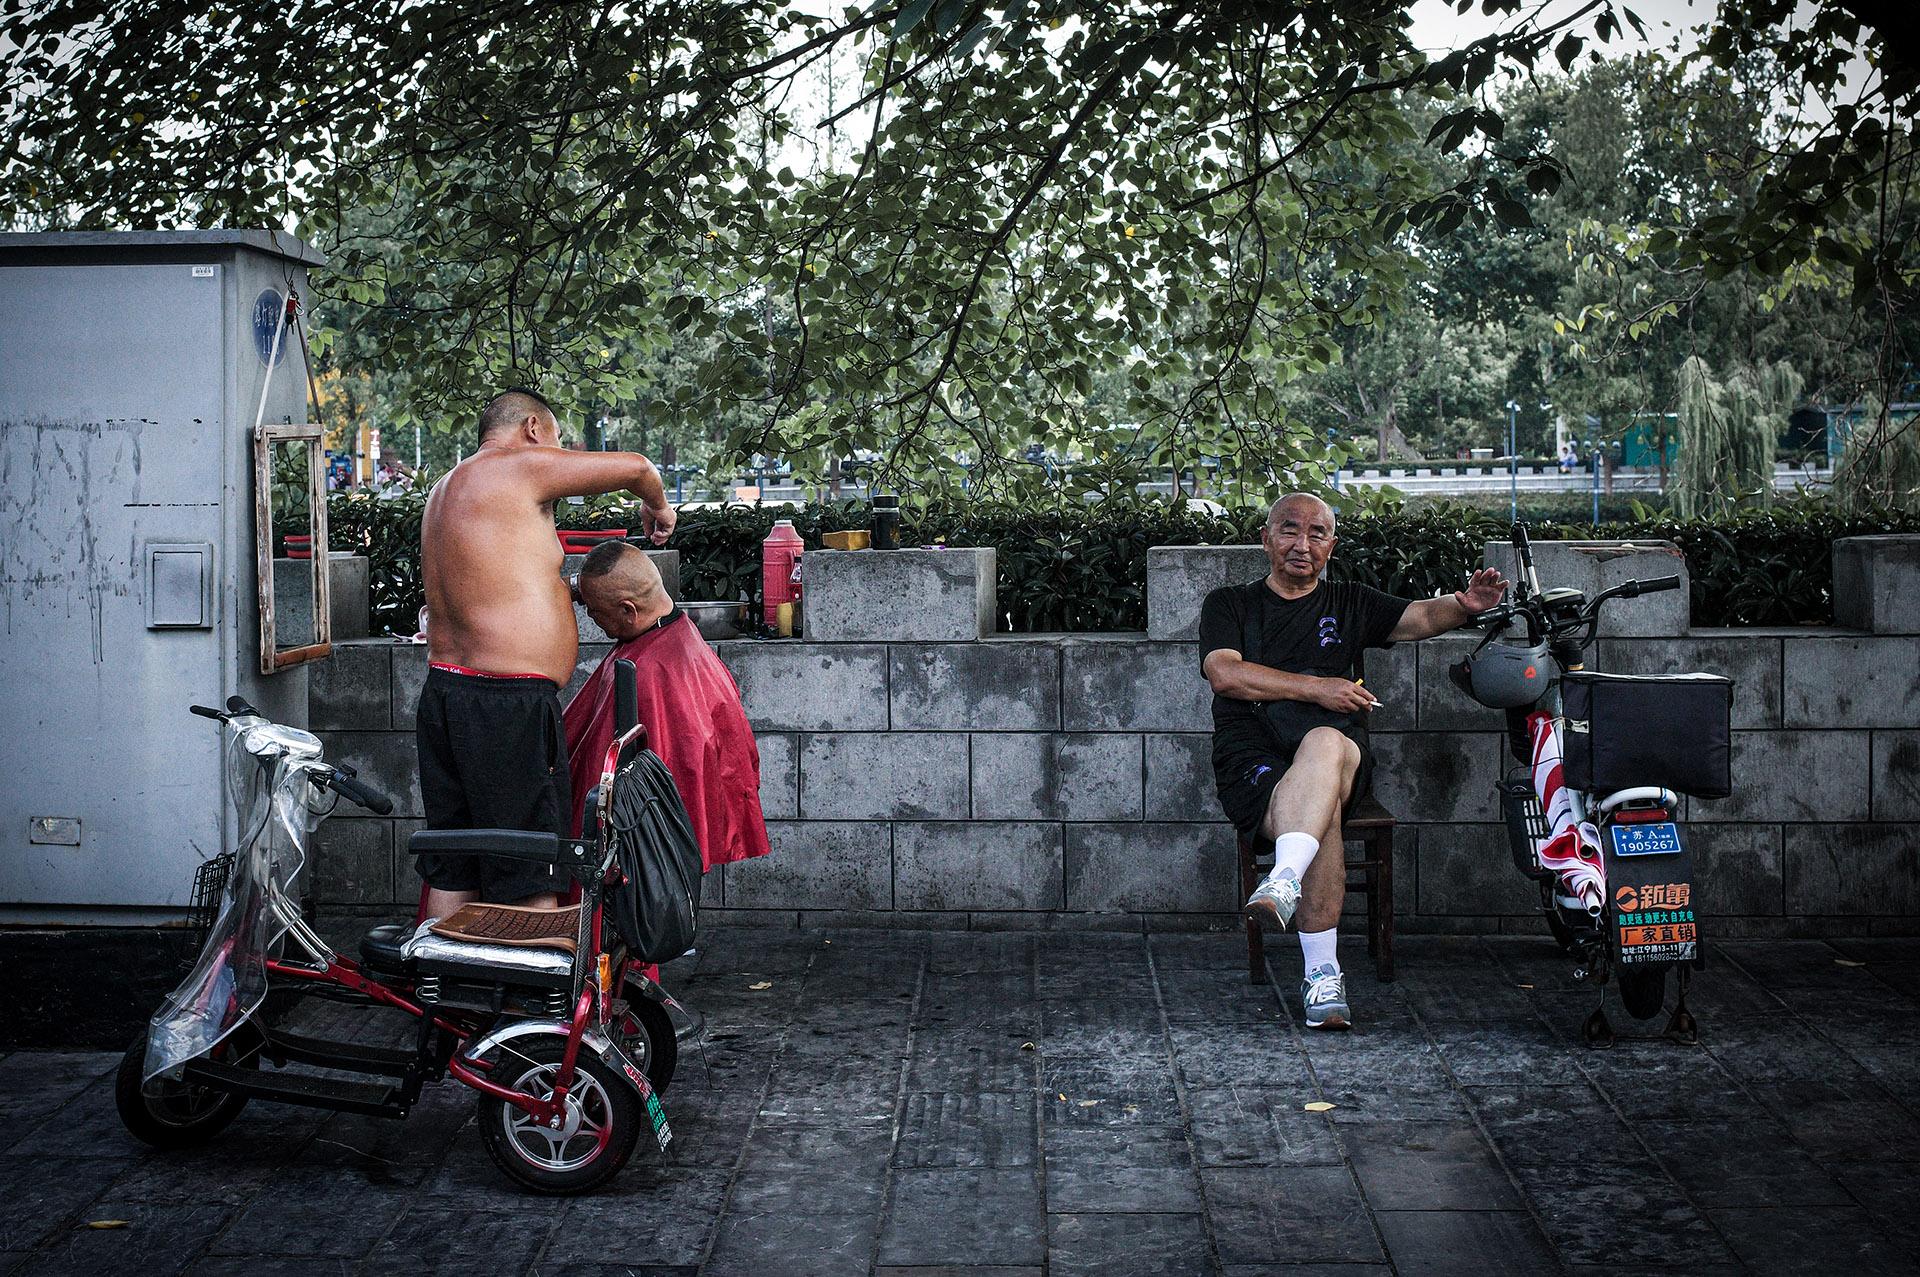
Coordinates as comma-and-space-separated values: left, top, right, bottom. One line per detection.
422, 391, 675, 686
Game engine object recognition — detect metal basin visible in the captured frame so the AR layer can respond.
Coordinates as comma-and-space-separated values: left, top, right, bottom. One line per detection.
681, 601, 751, 640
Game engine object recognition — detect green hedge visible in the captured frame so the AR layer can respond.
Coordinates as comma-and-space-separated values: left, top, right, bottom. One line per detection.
328, 491, 1917, 637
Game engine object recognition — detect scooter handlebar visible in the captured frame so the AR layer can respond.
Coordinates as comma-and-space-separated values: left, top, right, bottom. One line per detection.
325, 771, 393, 815
190, 704, 225, 720
225, 695, 261, 717
1629, 575, 1682, 595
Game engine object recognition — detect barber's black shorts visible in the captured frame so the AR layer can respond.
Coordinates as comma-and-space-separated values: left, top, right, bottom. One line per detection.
415, 667, 570, 903
1214, 724, 1375, 841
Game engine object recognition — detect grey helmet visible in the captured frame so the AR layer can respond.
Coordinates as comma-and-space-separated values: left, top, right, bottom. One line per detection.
1449, 639, 1558, 709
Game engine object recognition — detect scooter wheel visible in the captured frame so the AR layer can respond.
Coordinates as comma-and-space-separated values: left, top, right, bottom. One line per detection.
478, 1035, 643, 1195
1617, 966, 1669, 1021
114, 1025, 258, 1149
618, 996, 678, 1094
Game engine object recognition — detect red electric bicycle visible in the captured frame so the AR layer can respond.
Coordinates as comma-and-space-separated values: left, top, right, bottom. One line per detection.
115, 661, 679, 1194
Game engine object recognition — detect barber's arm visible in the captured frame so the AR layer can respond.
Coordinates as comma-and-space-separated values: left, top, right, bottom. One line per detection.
1202, 649, 1379, 714
521, 448, 677, 543
1387, 567, 1508, 641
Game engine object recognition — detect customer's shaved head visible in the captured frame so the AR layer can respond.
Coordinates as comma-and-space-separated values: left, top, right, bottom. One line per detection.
1268, 492, 1335, 532
580, 539, 664, 607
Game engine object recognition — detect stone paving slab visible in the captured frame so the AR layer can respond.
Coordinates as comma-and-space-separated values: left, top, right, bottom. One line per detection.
1, 931, 1919, 1274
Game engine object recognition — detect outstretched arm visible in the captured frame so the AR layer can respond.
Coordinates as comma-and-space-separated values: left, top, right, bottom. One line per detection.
517, 447, 676, 543
1387, 567, 1508, 641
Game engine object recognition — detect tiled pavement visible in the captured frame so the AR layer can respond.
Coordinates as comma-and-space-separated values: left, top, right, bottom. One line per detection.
2, 928, 1919, 1275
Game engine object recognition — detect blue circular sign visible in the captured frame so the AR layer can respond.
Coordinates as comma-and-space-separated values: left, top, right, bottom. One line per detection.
252, 289, 288, 367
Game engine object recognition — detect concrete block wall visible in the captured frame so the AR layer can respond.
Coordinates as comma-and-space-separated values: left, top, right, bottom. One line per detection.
308, 536, 1920, 937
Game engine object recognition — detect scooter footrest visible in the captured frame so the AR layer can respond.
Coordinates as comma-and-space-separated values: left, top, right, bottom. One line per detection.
266, 1031, 416, 1078
182, 1059, 407, 1118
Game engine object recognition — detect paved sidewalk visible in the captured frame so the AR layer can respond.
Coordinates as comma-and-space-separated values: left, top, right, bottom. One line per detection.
2, 930, 1918, 1275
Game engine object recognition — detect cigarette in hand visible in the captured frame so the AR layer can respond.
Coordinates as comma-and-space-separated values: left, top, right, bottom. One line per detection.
1356, 677, 1382, 708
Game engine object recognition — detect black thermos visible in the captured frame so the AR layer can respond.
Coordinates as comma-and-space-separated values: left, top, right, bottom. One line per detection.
871, 494, 901, 551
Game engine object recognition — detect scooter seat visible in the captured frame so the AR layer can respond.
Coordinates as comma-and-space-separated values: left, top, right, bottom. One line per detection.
403, 921, 574, 987
358, 923, 416, 976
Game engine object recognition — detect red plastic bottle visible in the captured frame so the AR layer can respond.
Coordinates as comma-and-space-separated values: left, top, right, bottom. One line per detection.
761, 519, 803, 627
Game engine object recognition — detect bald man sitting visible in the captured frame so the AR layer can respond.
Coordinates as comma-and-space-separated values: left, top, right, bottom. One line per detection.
1199, 493, 1506, 1029
416, 388, 675, 916
562, 541, 770, 874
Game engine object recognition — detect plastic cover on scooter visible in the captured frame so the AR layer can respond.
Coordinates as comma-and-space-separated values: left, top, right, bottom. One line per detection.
144, 722, 324, 1082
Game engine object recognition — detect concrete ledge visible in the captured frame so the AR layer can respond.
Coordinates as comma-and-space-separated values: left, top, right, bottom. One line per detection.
1482, 540, 1689, 636
799, 733, 969, 820
1061, 640, 1211, 731
716, 642, 889, 731
726, 821, 892, 909
1783, 635, 1920, 728
803, 548, 995, 642
1064, 822, 1237, 912
1833, 535, 1920, 634
1145, 545, 1268, 641
970, 733, 1143, 821
891, 643, 1061, 730
894, 822, 1064, 911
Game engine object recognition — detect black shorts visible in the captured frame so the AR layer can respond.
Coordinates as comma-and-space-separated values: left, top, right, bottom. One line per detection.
1214, 724, 1375, 841
415, 667, 571, 903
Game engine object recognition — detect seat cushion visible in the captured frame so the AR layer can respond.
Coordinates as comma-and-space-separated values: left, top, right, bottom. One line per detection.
358, 923, 415, 976
402, 920, 574, 982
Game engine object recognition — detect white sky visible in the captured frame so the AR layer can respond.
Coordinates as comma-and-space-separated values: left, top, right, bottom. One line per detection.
1405, 0, 1709, 56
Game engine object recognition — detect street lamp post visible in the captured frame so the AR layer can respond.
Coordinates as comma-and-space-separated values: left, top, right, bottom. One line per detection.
1505, 399, 1519, 522
1590, 416, 1601, 524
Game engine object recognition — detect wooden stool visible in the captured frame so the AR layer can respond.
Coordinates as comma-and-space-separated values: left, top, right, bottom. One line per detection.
1237, 794, 1396, 983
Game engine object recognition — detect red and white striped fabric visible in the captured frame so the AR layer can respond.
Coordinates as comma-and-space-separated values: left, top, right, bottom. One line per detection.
1526, 710, 1606, 913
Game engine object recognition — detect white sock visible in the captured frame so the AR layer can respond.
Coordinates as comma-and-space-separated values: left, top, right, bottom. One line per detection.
1301, 926, 1339, 973
1268, 832, 1319, 882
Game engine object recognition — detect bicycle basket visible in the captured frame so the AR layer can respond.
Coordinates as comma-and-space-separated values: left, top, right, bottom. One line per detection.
182, 852, 236, 968
1560, 671, 1733, 799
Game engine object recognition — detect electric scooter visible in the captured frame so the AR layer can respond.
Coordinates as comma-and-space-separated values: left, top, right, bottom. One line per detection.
116, 660, 680, 1193
1452, 524, 1733, 1048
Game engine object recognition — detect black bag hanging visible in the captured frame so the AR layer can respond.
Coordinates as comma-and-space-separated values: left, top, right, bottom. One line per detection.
598, 657, 702, 964
604, 749, 703, 964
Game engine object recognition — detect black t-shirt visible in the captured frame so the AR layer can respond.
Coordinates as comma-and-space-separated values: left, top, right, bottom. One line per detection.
1197, 577, 1411, 763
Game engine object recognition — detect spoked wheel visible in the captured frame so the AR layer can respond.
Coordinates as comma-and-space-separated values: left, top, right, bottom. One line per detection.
477, 1035, 642, 1195
617, 996, 678, 1094
115, 1023, 262, 1149
1616, 966, 1670, 1021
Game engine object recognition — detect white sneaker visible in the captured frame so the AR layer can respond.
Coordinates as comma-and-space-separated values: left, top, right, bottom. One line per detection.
1302, 963, 1350, 1031
1244, 870, 1301, 931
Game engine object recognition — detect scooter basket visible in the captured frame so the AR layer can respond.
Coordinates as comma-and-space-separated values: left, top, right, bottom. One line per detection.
1560, 671, 1733, 799
1499, 773, 1554, 882
182, 852, 236, 968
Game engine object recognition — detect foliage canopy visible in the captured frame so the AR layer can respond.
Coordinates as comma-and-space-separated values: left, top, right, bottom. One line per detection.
4, 1, 1914, 499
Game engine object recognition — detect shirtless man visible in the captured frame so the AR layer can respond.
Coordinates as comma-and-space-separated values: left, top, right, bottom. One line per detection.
416, 388, 675, 916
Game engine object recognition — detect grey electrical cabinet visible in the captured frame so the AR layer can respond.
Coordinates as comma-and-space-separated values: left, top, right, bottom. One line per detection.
0, 230, 326, 922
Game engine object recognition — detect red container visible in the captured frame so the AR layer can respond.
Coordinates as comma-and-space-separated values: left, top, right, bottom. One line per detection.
557, 528, 627, 555
761, 519, 803, 626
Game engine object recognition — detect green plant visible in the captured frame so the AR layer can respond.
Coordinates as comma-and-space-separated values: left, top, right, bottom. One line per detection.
328, 490, 1918, 637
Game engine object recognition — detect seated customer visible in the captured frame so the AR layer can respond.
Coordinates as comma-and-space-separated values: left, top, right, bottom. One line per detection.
561, 540, 771, 872
1200, 493, 1506, 1030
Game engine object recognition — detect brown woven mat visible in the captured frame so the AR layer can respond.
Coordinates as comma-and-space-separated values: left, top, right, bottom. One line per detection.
428, 903, 580, 953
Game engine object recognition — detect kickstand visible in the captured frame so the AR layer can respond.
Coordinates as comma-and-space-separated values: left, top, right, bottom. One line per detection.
1582, 983, 1616, 1050
1665, 965, 1699, 1045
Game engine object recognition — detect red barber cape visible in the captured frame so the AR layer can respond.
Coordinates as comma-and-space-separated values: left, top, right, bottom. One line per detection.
562, 613, 771, 870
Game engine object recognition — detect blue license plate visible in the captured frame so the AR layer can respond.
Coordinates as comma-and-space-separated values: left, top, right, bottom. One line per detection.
1611, 821, 1683, 857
